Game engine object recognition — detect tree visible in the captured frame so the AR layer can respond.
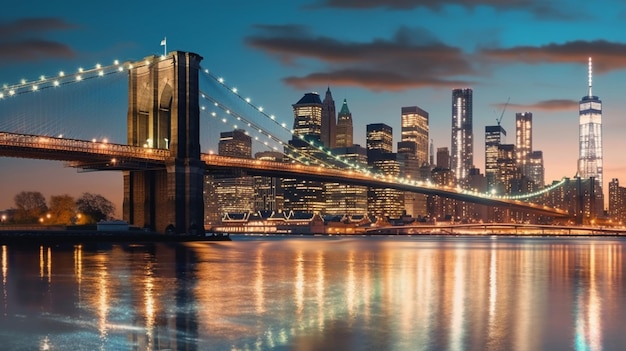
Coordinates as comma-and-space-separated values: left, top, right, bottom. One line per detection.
76, 193, 115, 223
13, 191, 47, 223
48, 195, 76, 225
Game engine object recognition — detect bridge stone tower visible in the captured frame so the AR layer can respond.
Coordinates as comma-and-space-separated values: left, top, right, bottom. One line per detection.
123, 51, 205, 234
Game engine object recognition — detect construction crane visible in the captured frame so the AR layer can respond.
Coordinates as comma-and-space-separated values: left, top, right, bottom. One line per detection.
496, 97, 510, 126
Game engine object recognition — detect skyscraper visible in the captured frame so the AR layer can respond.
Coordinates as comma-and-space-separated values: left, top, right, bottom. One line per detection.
401, 106, 429, 165
496, 144, 518, 195
292, 92, 322, 142
366, 123, 393, 163
326, 145, 368, 215
515, 112, 533, 178
578, 57, 603, 185
335, 99, 353, 148
529, 151, 545, 188
485, 125, 506, 192
204, 129, 254, 225
284, 92, 325, 213
321, 87, 337, 149
451, 88, 473, 186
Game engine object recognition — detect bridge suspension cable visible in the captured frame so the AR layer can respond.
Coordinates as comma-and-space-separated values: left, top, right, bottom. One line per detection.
198, 67, 374, 174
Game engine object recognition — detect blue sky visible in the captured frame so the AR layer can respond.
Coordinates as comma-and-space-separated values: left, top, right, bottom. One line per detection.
2, 0, 626, 215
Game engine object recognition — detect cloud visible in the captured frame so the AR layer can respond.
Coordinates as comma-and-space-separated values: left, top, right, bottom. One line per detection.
310, 0, 576, 19
0, 40, 75, 62
494, 99, 578, 112
480, 40, 626, 73
246, 25, 475, 91
0, 18, 77, 63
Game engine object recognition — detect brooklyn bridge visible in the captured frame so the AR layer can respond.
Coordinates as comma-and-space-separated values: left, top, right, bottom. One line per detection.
0, 51, 572, 233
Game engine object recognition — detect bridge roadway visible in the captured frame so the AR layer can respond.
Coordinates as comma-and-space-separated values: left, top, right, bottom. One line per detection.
366, 223, 626, 235
0, 132, 569, 217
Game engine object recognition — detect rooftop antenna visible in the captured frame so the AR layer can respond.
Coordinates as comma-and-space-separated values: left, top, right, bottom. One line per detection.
589, 57, 593, 97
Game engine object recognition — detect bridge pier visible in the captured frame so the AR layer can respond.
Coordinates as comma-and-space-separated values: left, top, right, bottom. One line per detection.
123, 51, 204, 234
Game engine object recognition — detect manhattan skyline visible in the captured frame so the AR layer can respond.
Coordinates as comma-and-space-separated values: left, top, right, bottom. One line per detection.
1, 1, 626, 215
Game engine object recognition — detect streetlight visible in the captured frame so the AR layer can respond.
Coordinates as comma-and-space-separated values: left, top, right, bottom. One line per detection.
164, 138, 169, 149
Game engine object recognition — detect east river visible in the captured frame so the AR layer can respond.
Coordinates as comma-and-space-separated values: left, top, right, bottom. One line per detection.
1, 235, 625, 350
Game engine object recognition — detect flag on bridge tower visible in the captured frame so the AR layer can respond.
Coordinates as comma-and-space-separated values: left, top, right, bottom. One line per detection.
160, 37, 167, 56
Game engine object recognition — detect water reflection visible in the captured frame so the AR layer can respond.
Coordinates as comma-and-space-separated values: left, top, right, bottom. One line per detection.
0, 237, 624, 350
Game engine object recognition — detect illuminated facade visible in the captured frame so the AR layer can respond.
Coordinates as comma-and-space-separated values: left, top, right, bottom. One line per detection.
529, 151, 545, 188
321, 87, 337, 149
485, 125, 506, 192
284, 93, 325, 213
205, 129, 254, 225
496, 144, 518, 195
368, 155, 404, 218
366, 123, 393, 163
401, 106, 429, 165
515, 112, 532, 178
335, 99, 353, 148
451, 88, 473, 186
292, 92, 323, 141
608, 178, 626, 222
253, 151, 284, 212
578, 57, 603, 186
325, 145, 368, 215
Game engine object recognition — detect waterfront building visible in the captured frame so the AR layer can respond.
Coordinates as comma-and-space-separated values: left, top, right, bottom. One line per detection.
401, 106, 429, 165
529, 151, 545, 188
608, 178, 626, 223
253, 151, 284, 213
485, 124, 507, 192
397, 150, 423, 217
516, 112, 533, 178
398, 105, 429, 217
368, 153, 404, 219
496, 144, 518, 195
451, 88, 473, 186
335, 99, 354, 148
204, 129, 254, 225
542, 177, 603, 225
578, 57, 603, 186
430, 167, 455, 221
325, 145, 368, 215
366, 123, 393, 164
321, 87, 337, 149
284, 93, 326, 213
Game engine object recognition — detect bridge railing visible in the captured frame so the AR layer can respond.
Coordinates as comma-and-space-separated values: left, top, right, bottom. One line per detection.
0, 132, 170, 161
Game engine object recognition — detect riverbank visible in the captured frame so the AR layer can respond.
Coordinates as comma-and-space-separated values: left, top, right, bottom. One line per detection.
0, 229, 231, 244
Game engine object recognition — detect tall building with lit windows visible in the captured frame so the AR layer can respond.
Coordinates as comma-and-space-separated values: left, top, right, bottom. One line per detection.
485, 124, 506, 192
529, 151, 545, 188
204, 129, 254, 225
335, 99, 353, 148
366, 123, 393, 164
578, 57, 603, 186
451, 88, 473, 187
283, 92, 325, 213
401, 106, 429, 165
515, 112, 533, 178
368, 154, 404, 219
321, 87, 337, 149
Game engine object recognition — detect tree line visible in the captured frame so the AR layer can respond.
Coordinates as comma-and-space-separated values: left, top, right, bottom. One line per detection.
5, 191, 115, 225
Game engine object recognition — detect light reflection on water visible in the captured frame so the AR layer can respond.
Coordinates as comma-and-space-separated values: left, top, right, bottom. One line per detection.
0, 236, 625, 350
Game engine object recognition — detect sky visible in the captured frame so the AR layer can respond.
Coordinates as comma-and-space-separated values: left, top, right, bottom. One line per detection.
2, 0, 626, 217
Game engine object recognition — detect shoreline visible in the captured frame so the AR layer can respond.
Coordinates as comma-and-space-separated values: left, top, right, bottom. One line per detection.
0, 230, 231, 244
